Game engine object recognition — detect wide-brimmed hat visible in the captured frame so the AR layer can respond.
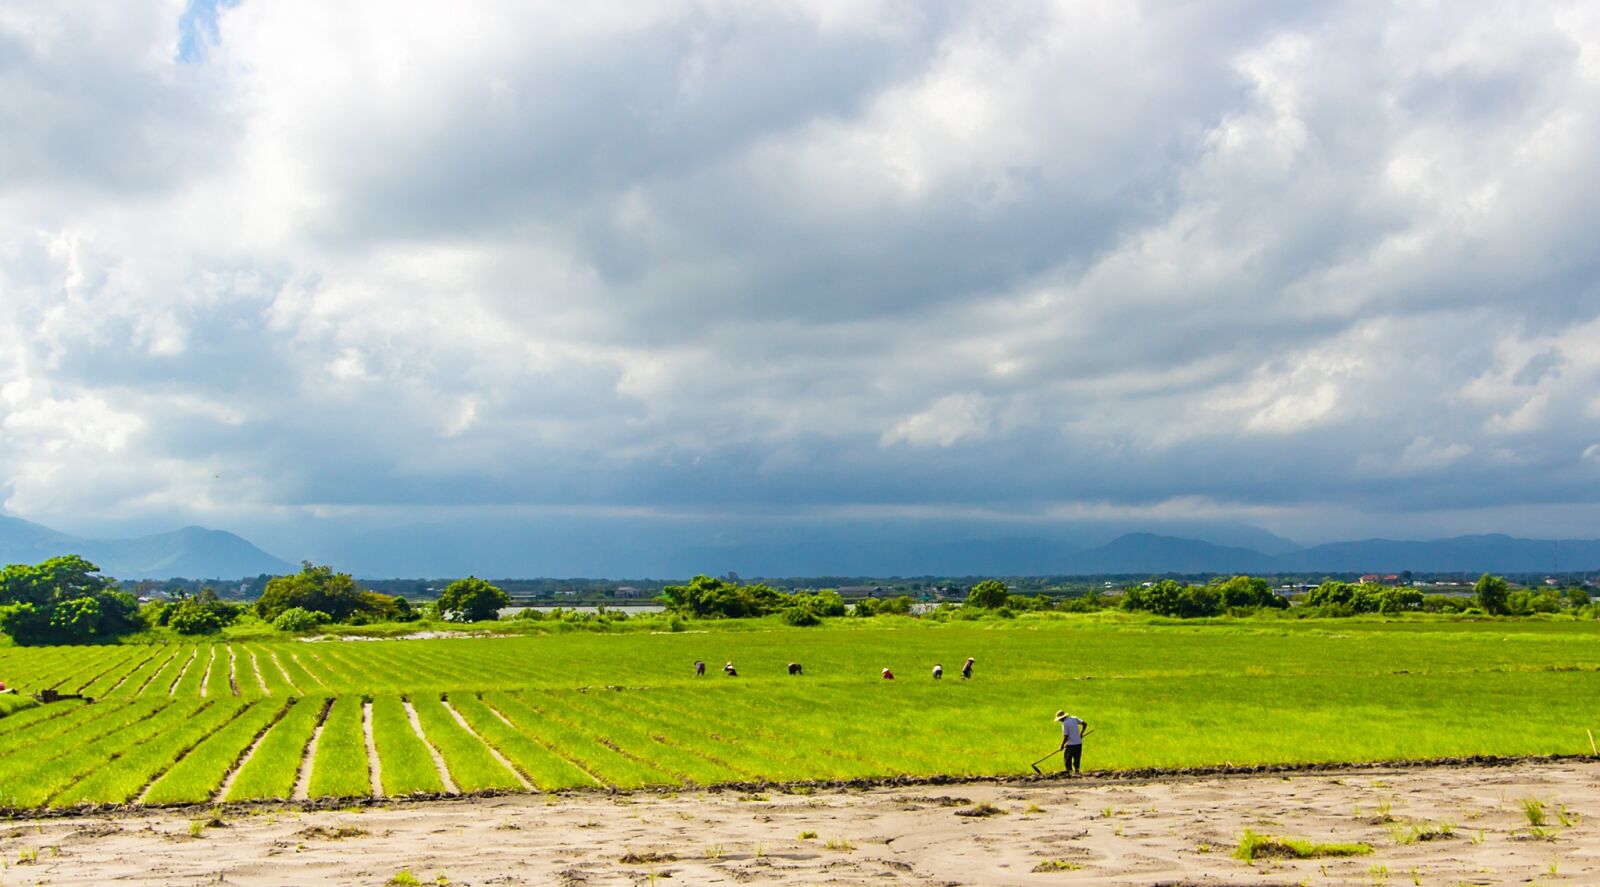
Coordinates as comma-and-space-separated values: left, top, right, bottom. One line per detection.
1054, 710, 1068, 721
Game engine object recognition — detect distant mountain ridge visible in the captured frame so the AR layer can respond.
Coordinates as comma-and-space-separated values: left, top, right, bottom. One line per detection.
4, 513, 1599, 579
0, 515, 293, 580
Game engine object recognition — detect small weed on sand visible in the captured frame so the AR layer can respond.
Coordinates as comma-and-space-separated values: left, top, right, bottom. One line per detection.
702, 844, 724, 860
619, 850, 678, 865
798, 830, 817, 840
955, 801, 1006, 818
1234, 829, 1372, 864
1521, 798, 1547, 828
1032, 858, 1084, 872
824, 837, 854, 852
388, 871, 421, 886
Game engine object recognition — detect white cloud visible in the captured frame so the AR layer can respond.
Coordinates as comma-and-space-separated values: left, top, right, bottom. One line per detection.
2, 0, 1600, 545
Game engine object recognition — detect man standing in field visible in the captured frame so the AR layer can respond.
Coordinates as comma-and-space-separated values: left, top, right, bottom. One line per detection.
1056, 710, 1087, 775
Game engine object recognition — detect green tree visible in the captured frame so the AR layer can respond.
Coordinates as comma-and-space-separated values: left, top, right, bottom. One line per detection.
965, 580, 1010, 609
255, 562, 365, 622
1474, 573, 1510, 615
657, 575, 785, 619
0, 556, 140, 644
437, 576, 510, 622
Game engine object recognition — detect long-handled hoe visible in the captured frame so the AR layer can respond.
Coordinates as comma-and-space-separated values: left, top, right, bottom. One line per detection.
1029, 728, 1094, 774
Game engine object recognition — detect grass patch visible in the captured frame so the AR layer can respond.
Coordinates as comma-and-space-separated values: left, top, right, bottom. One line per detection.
955, 800, 1007, 817
619, 850, 678, 864
1234, 829, 1372, 863
1032, 858, 1084, 872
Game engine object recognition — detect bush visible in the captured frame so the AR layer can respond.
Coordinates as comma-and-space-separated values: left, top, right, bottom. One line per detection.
1475, 574, 1510, 615
437, 576, 511, 622
657, 575, 787, 619
966, 580, 1009, 609
271, 607, 330, 632
0, 556, 142, 644
781, 606, 821, 626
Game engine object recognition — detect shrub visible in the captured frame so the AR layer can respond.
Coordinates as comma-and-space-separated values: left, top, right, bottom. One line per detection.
657, 575, 786, 619
271, 607, 330, 632
437, 576, 511, 622
1475, 573, 1510, 615
781, 606, 821, 626
966, 580, 1009, 609
0, 556, 141, 644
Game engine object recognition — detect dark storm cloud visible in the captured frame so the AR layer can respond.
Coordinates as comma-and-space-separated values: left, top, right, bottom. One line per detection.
3, 0, 1600, 553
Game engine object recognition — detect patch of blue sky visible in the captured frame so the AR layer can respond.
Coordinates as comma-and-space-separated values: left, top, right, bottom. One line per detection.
176, 0, 240, 63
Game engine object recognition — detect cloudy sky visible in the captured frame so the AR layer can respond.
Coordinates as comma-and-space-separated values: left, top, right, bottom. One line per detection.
3, 0, 1600, 568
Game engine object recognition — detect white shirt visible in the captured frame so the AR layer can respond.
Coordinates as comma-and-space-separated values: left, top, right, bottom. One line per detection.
1060, 716, 1085, 744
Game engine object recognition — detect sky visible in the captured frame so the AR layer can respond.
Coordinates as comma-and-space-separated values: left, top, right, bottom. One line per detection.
3, 1, 1600, 569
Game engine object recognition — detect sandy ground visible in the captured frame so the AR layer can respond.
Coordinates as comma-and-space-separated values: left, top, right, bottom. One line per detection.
0, 761, 1595, 886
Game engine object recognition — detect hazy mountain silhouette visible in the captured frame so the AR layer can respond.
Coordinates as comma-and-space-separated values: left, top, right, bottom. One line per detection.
0, 516, 292, 579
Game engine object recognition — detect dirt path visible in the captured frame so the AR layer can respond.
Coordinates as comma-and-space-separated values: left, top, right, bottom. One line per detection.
0, 760, 1594, 885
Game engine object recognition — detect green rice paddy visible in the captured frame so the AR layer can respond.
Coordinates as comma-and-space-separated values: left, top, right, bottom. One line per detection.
0, 616, 1594, 810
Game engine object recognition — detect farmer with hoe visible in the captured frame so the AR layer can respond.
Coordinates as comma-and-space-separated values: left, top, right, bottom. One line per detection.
1056, 710, 1089, 775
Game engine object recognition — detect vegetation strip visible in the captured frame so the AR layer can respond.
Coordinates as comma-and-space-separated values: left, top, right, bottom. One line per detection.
450, 692, 598, 790
401, 697, 459, 794
226, 696, 328, 801
411, 695, 521, 792
439, 694, 532, 790
49, 701, 246, 807
291, 697, 335, 800
308, 696, 374, 800
369, 696, 445, 796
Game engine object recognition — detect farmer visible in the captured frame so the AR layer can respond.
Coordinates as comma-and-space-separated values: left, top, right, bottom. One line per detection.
961, 657, 975, 679
788, 662, 803, 675
881, 667, 895, 680
932, 664, 943, 680
1055, 710, 1088, 775
694, 660, 706, 677
724, 661, 738, 677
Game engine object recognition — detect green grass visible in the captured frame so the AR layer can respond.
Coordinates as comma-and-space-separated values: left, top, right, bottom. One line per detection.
141, 699, 288, 805
0, 617, 1596, 808
307, 695, 374, 799
225, 697, 328, 801
370, 695, 445, 796
1234, 828, 1372, 862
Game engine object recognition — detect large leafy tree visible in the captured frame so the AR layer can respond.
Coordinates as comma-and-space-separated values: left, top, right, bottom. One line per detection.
657, 575, 785, 619
1474, 573, 1511, 615
255, 562, 366, 622
0, 555, 141, 644
437, 576, 510, 622
965, 579, 1010, 609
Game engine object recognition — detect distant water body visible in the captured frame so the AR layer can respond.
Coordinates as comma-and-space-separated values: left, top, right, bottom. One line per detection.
499, 605, 665, 617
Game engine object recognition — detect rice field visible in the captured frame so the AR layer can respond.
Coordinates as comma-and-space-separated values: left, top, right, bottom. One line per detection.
0, 617, 1595, 811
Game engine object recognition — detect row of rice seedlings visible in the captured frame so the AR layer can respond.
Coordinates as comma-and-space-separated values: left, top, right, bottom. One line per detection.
142, 645, 197, 697
0, 693, 39, 719
408, 695, 521, 792
333, 645, 460, 693
80, 645, 167, 697
682, 687, 885, 779
607, 689, 815, 781
403, 644, 513, 688
240, 648, 272, 695
448, 693, 598, 790
141, 699, 288, 804
172, 645, 213, 697
36, 645, 123, 691
255, 648, 297, 696
369, 695, 446, 796
49, 700, 250, 806
307, 696, 373, 798
17, 647, 97, 691
55, 646, 145, 693
294, 644, 371, 695
487, 691, 673, 789
225, 697, 330, 801
547, 690, 745, 784
0, 698, 103, 743
0, 700, 168, 793
0, 699, 185, 808
284, 648, 332, 691
202, 643, 234, 697
103, 645, 180, 697
272, 646, 321, 692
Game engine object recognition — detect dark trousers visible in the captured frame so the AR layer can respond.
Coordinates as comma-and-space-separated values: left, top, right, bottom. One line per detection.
1062, 743, 1083, 773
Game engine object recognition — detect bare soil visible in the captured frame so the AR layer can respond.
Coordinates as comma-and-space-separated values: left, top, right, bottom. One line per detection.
0, 760, 1593, 885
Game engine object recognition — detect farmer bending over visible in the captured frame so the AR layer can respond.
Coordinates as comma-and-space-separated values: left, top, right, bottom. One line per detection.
788, 662, 803, 675
881, 667, 894, 680
932, 664, 943, 680
1055, 710, 1088, 775
961, 657, 975, 679
694, 660, 706, 677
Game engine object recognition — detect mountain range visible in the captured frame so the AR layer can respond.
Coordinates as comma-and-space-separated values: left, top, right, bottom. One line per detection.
1, 514, 1596, 580
0, 515, 293, 580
